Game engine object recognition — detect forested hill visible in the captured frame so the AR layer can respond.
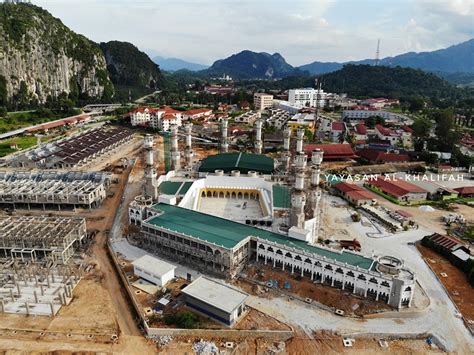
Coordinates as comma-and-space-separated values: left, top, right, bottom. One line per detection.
0, 2, 114, 106
100, 41, 163, 91
319, 64, 460, 99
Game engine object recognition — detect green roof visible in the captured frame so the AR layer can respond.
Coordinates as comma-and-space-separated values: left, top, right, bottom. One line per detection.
198, 153, 274, 174
273, 185, 291, 209
159, 181, 194, 196
147, 203, 374, 270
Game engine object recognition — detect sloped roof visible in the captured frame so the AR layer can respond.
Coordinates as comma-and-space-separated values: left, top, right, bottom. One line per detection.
368, 178, 428, 197
146, 203, 375, 269
304, 144, 356, 160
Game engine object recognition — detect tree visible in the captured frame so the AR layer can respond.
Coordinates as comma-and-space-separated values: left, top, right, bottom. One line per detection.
412, 117, 433, 151
365, 115, 385, 128
431, 109, 461, 152
408, 97, 424, 113
0, 75, 7, 108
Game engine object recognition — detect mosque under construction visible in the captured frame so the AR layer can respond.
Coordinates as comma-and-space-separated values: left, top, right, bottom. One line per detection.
128, 120, 416, 309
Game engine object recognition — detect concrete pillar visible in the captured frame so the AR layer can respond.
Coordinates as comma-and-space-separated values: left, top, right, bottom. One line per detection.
9, 288, 14, 302
50, 302, 55, 317
0, 299, 4, 313
34, 290, 38, 303
254, 119, 263, 154
16, 283, 21, 295
283, 126, 291, 151
25, 302, 30, 316
296, 128, 305, 153
221, 117, 228, 153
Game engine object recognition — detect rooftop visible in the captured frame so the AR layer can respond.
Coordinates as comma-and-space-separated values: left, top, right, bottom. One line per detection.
198, 153, 274, 174
304, 143, 356, 160
146, 203, 374, 270
181, 276, 248, 313
368, 178, 428, 197
132, 255, 176, 276
272, 185, 291, 209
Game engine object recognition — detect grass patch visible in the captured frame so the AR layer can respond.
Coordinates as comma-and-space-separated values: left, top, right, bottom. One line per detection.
0, 135, 38, 157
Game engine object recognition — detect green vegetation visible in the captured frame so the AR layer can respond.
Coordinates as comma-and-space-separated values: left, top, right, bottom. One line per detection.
99, 41, 163, 101
164, 311, 198, 329
0, 2, 114, 109
0, 106, 80, 133
320, 64, 466, 99
0, 135, 37, 157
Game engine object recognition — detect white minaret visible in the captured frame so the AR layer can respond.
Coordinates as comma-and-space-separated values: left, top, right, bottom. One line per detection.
310, 148, 324, 244
184, 123, 194, 169
311, 149, 323, 187
144, 134, 158, 200
290, 152, 307, 229
221, 117, 228, 153
170, 125, 181, 171
296, 127, 305, 153
283, 126, 291, 151
255, 119, 263, 154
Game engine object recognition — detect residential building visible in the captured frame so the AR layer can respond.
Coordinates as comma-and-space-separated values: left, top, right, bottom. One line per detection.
183, 108, 213, 121
375, 124, 401, 145
254, 93, 274, 111
331, 122, 346, 142
234, 111, 261, 125
129, 106, 183, 131
357, 148, 410, 164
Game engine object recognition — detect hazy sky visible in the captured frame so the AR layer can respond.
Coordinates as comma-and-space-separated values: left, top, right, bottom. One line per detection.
35, 0, 474, 66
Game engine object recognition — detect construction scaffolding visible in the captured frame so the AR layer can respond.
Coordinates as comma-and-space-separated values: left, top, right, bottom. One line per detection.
0, 216, 87, 264
0, 171, 111, 209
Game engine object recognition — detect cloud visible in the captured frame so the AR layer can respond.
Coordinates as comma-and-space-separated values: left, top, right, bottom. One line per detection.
33, 0, 473, 66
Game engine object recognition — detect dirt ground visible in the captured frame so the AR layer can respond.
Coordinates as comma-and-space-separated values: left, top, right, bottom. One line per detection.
156, 332, 442, 355
375, 198, 474, 235
286, 331, 444, 355
240, 264, 393, 316
417, 243, 474, 331
0, 138, 157, 353
236, 308, 292, 331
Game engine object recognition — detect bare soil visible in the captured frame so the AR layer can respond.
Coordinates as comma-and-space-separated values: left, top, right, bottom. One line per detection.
240, 264, 393, 316
417, 243, 474, 331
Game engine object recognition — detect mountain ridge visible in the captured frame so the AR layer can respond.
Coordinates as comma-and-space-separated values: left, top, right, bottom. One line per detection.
152, 56, 208, 72
298, 39, 474, 75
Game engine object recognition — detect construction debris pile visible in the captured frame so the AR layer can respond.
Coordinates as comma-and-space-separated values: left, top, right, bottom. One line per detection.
192, 339, 219, 354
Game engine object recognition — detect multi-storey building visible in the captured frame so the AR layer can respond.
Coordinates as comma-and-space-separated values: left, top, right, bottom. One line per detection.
132, 203, 416, 309
254, 93, 274, 111
288, 88, 327, 108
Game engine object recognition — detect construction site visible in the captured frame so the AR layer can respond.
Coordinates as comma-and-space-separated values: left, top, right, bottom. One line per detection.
0, 171, 111, 209
0, 113, 471, 353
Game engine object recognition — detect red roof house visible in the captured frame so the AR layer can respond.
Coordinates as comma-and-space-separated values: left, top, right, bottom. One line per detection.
304, 143, 357, 160
357, 148, 410, 163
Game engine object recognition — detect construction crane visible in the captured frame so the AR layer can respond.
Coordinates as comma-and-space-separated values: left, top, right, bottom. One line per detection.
374, 39, 380, 66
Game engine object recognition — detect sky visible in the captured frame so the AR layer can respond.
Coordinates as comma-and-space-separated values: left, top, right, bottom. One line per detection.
34, 0, 474, 66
